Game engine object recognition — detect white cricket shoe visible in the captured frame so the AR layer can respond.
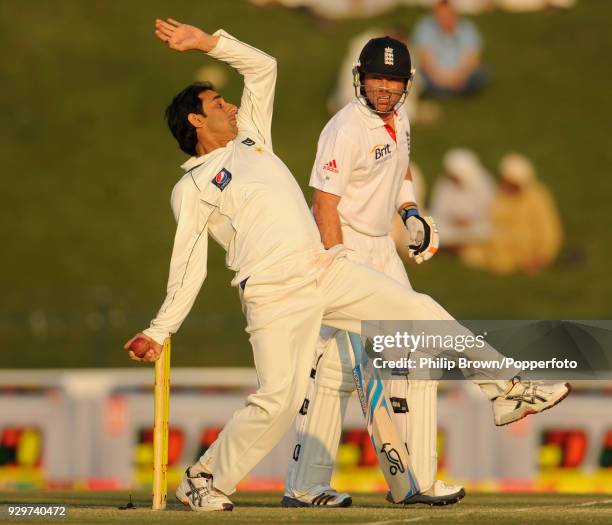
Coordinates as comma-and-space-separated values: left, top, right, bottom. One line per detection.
176, 467, 234, 512
281, 484, 352, 508
493, 377, 571, 426
388, 480, 465, 506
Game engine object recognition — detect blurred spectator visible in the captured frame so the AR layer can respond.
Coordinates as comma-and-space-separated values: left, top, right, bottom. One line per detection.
447, 0, 493, 13
412, 0, 488, 97
494, 0, 576, 11
250, 0, 575, 16
408, 0, 493, 14
461, 153, 563, 275
327, 27, 420, 121
250, 0, 398, 19
430, 148, 496, 247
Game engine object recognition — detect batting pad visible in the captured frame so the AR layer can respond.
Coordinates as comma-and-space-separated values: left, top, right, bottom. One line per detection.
285, 332, 354, 494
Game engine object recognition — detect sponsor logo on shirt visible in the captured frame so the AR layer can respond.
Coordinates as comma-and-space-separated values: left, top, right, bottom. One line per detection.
241, 137, 255, 146
371, 143, 392, 161
212, 168, 232, 191
323, 159, 339, 173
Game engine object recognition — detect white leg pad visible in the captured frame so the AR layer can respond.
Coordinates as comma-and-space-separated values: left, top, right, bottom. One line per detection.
285, 330, 355, 494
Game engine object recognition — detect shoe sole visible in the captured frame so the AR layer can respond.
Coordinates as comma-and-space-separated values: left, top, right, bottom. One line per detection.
402, 488, 466, 507
176, 494, 233, 512
281, 495, 353, 508
496, 383, 572, 427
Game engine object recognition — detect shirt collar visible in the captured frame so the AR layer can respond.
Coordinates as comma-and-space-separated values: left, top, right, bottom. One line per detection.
180, 140, 234, 172
351, 98, 400, 130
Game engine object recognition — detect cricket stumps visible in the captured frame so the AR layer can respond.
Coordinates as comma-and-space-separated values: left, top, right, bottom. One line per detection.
152, 338, 171, 510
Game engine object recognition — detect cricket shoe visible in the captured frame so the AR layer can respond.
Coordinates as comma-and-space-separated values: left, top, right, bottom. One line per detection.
492, 377, 571, 426
176, 467, 234, 512
387, 480, 465, 506
281, 485, 352, 508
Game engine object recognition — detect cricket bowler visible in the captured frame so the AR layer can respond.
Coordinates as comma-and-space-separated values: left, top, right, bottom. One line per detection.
124, 19, 570, 512
282, 36, 571, 507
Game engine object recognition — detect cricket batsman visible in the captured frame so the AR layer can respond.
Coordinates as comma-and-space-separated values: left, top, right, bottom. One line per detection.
124, 19, 570, 512
282, 36, 572, 507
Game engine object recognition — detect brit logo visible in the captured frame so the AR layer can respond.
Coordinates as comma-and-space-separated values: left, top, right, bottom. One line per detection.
212, 168, 232, 191
323, 159, 339, 173
371, 143, 392, 161
384, 46, 394, 66
241, 137, 255, 146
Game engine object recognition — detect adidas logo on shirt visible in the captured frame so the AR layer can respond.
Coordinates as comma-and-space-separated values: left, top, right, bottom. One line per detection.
323, 159, 339, 173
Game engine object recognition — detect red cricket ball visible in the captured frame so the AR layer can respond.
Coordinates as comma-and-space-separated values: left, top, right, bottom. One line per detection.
130, 336, 150, 358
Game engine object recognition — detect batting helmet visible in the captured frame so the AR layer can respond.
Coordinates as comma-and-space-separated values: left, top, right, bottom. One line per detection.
353, 36, 415, 114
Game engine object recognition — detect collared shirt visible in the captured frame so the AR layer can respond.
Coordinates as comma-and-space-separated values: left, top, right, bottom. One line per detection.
309, 99, 411, 236
143, 31, 322, 344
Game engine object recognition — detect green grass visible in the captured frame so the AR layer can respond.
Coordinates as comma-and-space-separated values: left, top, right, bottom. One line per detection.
0, 491, 611, 524
1, 1, 611, 367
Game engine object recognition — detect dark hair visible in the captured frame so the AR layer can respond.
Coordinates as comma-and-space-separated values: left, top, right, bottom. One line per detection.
165, 82, 215, 156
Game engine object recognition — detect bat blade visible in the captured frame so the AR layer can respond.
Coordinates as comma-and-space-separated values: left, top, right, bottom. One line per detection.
347, 332, 419, 503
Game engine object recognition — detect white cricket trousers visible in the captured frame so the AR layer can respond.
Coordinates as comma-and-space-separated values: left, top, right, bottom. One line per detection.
195, 248, 453, 495
285, 227, 440, 494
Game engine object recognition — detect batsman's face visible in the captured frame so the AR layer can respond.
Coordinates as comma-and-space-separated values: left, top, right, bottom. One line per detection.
199, 90, 239, 140
363, 75, 406, 114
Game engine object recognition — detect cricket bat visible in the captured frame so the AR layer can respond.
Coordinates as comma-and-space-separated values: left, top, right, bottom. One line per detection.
343, 332, 420, 503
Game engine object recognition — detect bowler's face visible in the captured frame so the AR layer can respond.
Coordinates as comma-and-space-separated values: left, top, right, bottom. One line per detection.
363, 74, 406, 114
199, 90, 239, 139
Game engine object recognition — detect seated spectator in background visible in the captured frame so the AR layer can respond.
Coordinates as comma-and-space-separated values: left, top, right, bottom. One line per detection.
494, 0, 576, 12
449, 0, 494, 13
430, 148, 495, 248
413, 0, 487, 97
461, 153, 563, 275
250, 0, 399, 20
414, 0, 494, 14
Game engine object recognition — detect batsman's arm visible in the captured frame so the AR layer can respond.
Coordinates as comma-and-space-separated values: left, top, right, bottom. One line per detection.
309, 128, 355, 248
312, 189, 343, 249
396, 165, 439, 263
142, 178, 213, 346
396, 165, 418, 212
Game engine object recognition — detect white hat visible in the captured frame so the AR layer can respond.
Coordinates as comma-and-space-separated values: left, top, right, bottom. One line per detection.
443, 148, 484, 185
499, 153, 535, 185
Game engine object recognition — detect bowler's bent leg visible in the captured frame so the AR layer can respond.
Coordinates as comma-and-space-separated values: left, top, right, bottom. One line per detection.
320, 257, 510, 383
193, 290, 324, 495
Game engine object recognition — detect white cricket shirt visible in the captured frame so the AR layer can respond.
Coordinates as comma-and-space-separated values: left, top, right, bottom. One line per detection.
309, 99, 411, 236
143, 31, 322, 345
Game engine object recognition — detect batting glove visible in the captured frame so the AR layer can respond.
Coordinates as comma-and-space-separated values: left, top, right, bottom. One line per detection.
401, 207, 439, 264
